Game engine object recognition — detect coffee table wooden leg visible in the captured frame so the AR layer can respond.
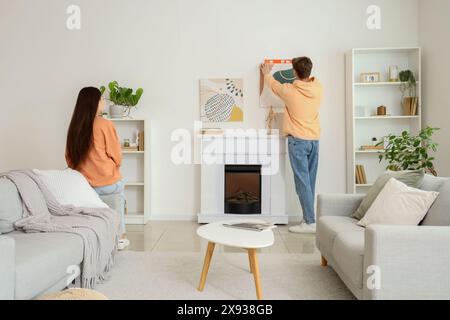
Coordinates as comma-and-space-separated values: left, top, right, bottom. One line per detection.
198, 242, 215, 291
248, 252, 254, 273
248, 249, 262, 300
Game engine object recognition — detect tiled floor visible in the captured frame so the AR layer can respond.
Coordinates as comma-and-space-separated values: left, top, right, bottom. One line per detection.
125, 221, 318, 254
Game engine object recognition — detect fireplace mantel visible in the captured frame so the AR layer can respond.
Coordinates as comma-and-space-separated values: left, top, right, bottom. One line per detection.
198, 134, 288, 224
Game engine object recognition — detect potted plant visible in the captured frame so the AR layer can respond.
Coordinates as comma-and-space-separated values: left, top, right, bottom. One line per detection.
399, 70, 418, 116
377, 126, 440, 176
100, 81, 144, 118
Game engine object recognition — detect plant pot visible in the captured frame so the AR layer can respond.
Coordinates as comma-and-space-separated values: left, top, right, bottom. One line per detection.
110, 105, 125, 119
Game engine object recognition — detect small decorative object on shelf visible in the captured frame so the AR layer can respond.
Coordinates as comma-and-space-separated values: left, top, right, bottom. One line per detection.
372, 137, 378, 146
123, 139, 130, 148
377, 105, 387, 116
266, 106, 276, 134
360, 72, 380, 83
100, 81, 144, 118
356, 106, 372, 117
389, 65, 399, 82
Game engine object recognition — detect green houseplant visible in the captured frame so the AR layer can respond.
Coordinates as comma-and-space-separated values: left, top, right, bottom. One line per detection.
399, 70, 418, 116
100, 81, 144, 118
377, 126, 440, 176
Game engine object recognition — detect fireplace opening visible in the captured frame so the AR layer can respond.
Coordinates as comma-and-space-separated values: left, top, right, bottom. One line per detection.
224, 165, 262, 215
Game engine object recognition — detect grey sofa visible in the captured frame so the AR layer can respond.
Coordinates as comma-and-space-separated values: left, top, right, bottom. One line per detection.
0, 177, 121, 300
316, 174, 450, 300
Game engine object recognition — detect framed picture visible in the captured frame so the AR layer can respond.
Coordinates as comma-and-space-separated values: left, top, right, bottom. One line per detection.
360, 72, 381, 83
260, 59, 295, 108
200, 78, 244, 123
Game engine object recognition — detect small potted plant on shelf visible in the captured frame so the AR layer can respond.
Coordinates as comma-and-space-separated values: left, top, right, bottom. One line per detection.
100, 81, 144, 118
399, 70, 418, 116
377, 126, 440, 176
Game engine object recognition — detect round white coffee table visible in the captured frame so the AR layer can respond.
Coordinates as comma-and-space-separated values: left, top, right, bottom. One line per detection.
196, 220, 275, 300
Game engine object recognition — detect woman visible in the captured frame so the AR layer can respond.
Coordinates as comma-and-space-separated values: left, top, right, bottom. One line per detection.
66, 87, 129, 250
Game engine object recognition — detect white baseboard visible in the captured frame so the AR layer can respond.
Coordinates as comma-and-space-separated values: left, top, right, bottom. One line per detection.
143, 213, 303, 224
148, 214, 197, 222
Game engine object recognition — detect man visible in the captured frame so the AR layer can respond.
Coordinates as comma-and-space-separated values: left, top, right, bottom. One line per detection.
260, 57, 323, 234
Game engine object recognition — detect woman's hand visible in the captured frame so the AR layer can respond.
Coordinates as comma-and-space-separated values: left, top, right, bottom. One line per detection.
260, 63, 274, 75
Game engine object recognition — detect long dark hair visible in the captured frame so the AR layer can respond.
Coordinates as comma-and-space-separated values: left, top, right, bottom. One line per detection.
66, 87, 102, 169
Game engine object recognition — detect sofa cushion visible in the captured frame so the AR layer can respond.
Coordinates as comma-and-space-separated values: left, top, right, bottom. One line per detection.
358, 178, 439, 227
422, 179, 450, 226
352, 170, 424, 220
332, 231, 365, 290
0, 178, 23, 233
317, 216, 362, 255
33, 169, 108, 208
7, 231, 83, 300
419, 174, 449, 192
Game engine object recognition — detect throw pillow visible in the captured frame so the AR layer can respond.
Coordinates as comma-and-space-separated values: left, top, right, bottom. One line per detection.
352, 170, 424, 220
33, 169, 108, 208
421, 179, 450, 226
358, 178, 439, 227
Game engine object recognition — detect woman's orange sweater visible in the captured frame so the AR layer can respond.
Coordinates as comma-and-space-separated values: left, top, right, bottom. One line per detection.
66, 117, 122, 187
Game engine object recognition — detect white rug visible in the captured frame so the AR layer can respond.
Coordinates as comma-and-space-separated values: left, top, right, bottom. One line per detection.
95, 251, 354, 300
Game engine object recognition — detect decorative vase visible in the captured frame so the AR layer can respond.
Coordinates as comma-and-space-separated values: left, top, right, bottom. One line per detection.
389, 65, 399, 82
377, 105, 387, 116
110, 105, 125, 119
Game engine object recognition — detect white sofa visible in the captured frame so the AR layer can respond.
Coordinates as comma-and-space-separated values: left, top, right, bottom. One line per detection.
316, 174, 450, 300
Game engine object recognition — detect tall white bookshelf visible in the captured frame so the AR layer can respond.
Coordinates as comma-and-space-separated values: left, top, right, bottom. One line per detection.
110, 118, 150, 224
346, 47, 422, 193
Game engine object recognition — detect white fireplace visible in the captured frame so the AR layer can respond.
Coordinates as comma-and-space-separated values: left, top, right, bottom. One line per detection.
198, 133, 288, 224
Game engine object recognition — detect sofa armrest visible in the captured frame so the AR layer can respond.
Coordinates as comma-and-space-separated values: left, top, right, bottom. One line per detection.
317, 194, 365, 219
0, 236, 15, 300
363, 225, 450, 300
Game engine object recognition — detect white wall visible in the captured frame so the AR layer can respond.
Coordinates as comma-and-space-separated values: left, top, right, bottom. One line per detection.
419, 0, 450, 177
0, 0, 419, 219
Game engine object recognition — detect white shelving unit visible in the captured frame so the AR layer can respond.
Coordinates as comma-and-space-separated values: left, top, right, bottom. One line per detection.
109, 117, 150, 225
346, 47, 422, 193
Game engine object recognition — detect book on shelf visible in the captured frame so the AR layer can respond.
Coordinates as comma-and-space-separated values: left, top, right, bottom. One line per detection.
138, 131, 145, 151
355, 165, 361, 184
355, 165, 368, 185
360, 166, 367, 184
122, 146, 139, 152
223, 222, 277, 232
360, 145, 384, 151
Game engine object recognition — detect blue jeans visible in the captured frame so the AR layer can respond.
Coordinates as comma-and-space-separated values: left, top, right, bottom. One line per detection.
94, 180, 126, 234
288, 136, 319, 224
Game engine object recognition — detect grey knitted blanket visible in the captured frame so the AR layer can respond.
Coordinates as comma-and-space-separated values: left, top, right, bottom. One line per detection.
1, 170, 120, 289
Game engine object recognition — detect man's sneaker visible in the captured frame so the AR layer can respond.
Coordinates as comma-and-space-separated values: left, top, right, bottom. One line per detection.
288, 222, 316, 234
118, 238, 130, 250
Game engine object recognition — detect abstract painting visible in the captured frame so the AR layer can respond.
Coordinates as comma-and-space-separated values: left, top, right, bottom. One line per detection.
260, 59, 296, 109
200, 78, 244, 123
